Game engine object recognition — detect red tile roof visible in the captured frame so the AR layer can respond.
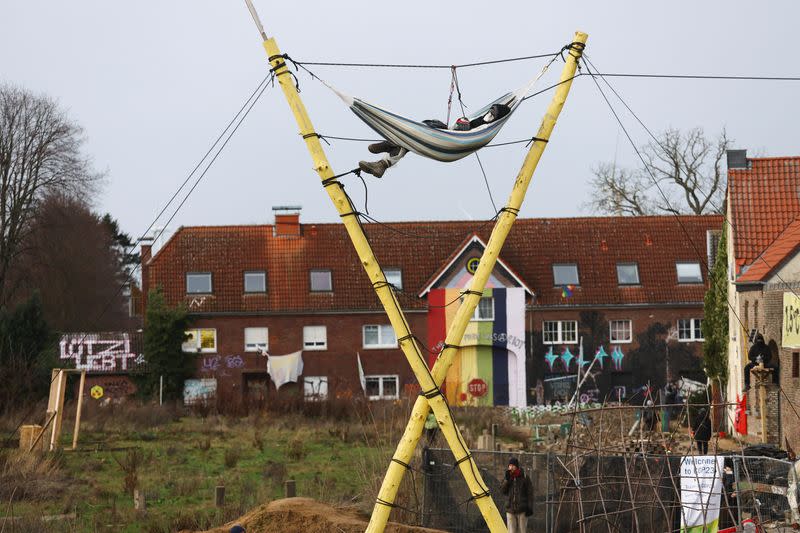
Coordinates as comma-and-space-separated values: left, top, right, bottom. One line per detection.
736, 216, 800, 283
729, 157, 800, 267
144, 215, 721, 313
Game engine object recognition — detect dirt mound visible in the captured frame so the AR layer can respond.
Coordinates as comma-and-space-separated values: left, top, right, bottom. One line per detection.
186, 497, 448, 533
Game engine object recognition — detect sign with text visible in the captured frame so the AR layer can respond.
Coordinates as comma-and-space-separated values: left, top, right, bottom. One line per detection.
468, 379, 488, 398
680, 455, 723, 533
783, 292, 800, 348
59, 332, 146, 374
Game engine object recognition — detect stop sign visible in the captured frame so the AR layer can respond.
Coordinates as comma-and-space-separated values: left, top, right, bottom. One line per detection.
468, 379, 488, 398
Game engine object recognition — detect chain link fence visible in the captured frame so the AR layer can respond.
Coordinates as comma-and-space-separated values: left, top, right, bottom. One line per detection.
731, 455, 792, 527
420, 448, 794, 532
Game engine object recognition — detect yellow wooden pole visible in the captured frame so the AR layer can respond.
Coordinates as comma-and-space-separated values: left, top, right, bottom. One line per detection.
247, 4, 507, 529
367, 31, 588, 533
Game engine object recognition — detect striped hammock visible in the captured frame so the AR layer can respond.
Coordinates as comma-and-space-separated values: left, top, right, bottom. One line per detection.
328, 68, 549, 162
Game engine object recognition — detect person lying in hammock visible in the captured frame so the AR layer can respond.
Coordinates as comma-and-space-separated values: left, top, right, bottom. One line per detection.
358, 103, 511, 177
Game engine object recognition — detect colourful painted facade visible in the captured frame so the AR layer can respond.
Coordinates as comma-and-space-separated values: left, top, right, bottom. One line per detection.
427, 288, 527, 407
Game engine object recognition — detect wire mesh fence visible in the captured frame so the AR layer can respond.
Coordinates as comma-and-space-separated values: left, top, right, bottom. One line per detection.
420, 448, 794, 532
421, 448, 551, 533
732, 455, 792, 528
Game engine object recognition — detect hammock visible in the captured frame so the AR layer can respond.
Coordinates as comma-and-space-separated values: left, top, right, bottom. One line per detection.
325, 66, 551, 163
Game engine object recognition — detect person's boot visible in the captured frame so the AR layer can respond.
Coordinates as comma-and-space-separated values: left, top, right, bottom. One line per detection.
358, 159, 390, 178
368, 141, 396, 154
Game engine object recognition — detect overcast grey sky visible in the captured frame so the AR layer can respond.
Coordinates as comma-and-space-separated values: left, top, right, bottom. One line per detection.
2, 1, 798, 241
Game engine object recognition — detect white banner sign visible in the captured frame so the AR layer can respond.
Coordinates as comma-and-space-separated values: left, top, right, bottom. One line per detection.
680, 456, 723, 533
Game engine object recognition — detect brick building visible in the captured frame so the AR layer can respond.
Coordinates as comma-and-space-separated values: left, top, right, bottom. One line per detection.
725, 151, 800, 445
140, 210, 721, 406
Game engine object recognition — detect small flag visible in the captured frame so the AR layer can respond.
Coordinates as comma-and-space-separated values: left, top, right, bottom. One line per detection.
357, 352, 366, 394
561, 285, 574, 298
735, 394, 747, 435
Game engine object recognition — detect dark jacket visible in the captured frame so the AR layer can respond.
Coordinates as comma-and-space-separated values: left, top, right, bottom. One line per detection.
748, 338, 771, 365
500, 467, 534, 515
694, 414, 712, 443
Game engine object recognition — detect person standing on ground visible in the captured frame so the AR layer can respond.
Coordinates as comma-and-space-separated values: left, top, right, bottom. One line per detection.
693, 408, 712, 455
500, 457, 534, 533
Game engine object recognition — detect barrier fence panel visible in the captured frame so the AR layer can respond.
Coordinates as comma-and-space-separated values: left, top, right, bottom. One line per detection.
421, 449, 796, 532
731, 455, 792, 528
422, 449, 551, 533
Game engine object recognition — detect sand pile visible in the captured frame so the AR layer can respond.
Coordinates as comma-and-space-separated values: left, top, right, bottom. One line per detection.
185, 497, 448, 533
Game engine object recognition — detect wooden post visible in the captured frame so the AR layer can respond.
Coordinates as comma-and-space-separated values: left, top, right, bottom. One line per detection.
751, 363, 773, 444
214, 485, 225, 507
285, 479, 296, 498
72, 370, 86, 450
48, 369, 67, 451
134, 488, 146, 511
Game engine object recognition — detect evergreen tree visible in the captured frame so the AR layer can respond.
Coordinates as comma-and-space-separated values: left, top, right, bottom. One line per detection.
138, 288, 192, 401
0, 292, 56, 409
702, 226, 729, 384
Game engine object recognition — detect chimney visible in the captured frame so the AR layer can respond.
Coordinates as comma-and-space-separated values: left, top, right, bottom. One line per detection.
726, 149, 748, 170
140, 236, 153, 319
273, 205, 302, 237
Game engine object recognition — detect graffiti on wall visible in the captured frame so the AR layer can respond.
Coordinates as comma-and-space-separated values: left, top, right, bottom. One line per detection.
60, 332, 146, 373
184, 378, 217, 405
543, 345, 625, 373
200, 355, 247, 373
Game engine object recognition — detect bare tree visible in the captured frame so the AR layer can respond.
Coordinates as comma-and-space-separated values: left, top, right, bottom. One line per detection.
587, 128, 730, 216
0, 84, 100, 307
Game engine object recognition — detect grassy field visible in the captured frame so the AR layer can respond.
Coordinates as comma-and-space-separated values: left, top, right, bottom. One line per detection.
0, 397, 439, 532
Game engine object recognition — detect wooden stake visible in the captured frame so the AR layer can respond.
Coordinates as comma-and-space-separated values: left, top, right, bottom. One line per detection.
72, 370, 86, 450
285, 479, 296, 498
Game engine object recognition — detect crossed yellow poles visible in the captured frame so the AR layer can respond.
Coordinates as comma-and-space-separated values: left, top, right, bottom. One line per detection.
247, 5, 586, 530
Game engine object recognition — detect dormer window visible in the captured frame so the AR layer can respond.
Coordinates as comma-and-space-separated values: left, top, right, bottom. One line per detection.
616, 263, 640, 285
552, 264, 579, 286
244, 271, 267, 293
676, 262, 702, 284
186, 272, 212, 294
310, 269, 332, 292
384, 268, 403, 290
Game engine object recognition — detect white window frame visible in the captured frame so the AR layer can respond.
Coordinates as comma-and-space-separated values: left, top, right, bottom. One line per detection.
182, 328, 217, 353
542, 320, 578, 345
310, 269, 332, 292
303, 325, 327, 350
384, 268, 403, 290
243, 271, 267, 293
609, 319, 633, 344
677, 318, 704, 342
552, 263, 579, 286
186, 272, 212, 294
676, 262, 703, 284
362, 324, 398, 349
303, 376, 328, 401
471, 297, 494, 321
616, 263, 640, 286
364, 374, 399, 400
244, 327, 268, 353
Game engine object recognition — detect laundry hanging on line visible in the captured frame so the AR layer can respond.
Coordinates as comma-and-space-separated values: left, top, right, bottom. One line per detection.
266, 350, 304, 389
